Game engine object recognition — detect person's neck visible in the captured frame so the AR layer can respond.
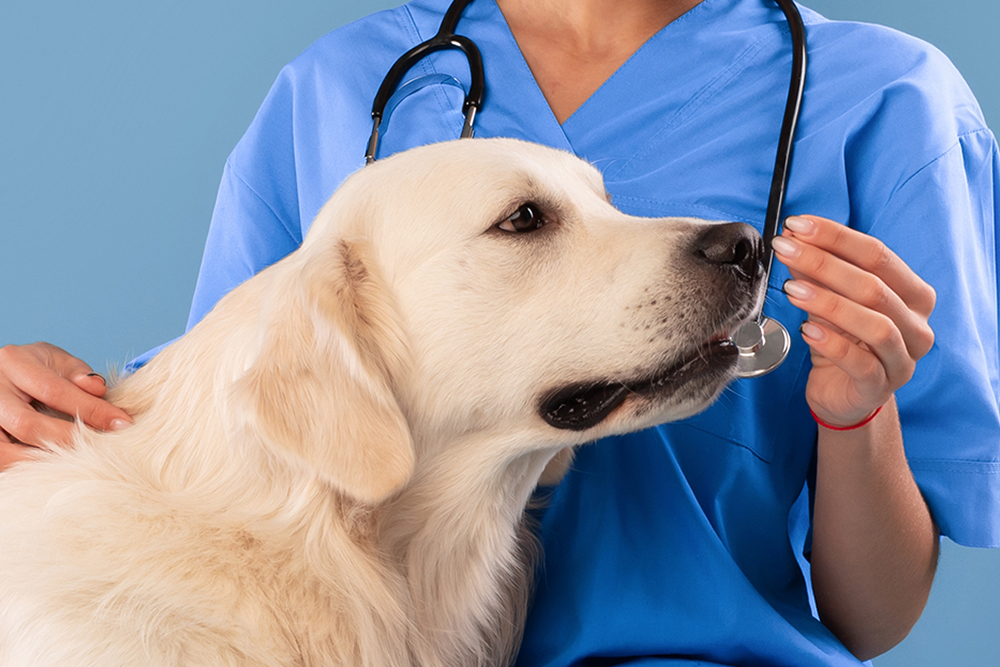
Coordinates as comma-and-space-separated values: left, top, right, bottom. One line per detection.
495, 0, 705, 123
498, 0, 702, 54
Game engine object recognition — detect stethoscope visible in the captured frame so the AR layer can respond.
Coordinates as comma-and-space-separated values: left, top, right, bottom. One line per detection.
366, 0, 807, 379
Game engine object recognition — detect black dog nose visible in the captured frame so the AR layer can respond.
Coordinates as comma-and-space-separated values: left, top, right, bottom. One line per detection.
692, 222, 764, 281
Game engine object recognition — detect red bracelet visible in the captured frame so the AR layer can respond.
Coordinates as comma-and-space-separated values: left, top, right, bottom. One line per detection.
810, 405, 883, 431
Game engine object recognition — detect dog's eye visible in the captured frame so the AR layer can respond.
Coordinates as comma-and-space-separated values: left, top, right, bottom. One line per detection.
497, 203, 546, 233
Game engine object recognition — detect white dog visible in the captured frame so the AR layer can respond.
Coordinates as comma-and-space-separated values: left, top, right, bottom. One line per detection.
0, 138, 765, 667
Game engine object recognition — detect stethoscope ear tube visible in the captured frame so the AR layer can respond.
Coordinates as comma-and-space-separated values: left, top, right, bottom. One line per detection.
733, 0, 807, 378
366, 0, 483, 164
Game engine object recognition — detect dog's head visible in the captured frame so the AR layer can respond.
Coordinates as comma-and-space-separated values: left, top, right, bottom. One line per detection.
232, 139, 765, 503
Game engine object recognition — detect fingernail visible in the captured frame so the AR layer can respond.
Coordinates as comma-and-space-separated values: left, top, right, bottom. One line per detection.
800, 321, 826, 342
110, 419, 132, 431
784, 216, 815, 235
86, 372, 107, 386
771, 236, 800, 258
782, 280, 815, 300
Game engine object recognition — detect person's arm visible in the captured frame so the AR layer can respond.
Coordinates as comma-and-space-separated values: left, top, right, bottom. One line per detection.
810, 397, 938, 660
0, 342, 133, 468
773, 214, 939, 660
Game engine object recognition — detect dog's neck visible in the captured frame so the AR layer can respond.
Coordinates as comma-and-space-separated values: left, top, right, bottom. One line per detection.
109, 347, 560, 666
380, 436, 560, 665
101, 265, 565, 665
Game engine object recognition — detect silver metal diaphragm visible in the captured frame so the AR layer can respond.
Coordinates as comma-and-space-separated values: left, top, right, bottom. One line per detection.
733, 316, 791, 378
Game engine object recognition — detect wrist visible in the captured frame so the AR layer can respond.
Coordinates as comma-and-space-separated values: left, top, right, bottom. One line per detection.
810, 405, 883, 431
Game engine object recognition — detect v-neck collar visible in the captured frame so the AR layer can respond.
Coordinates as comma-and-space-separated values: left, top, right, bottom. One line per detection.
405, 0, 776, 163
560, 0, 736, 130
482, 0, 732, 128
488, 0, 724, 129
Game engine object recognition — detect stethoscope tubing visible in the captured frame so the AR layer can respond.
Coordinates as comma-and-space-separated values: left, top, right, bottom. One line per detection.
731, 0, 805, 377
761, 0, 807, 307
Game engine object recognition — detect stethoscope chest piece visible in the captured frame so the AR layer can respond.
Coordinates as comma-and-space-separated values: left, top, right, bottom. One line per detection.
734, 316, 792, 378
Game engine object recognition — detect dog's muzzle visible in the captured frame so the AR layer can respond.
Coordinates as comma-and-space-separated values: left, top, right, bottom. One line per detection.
540, 222, 766, 432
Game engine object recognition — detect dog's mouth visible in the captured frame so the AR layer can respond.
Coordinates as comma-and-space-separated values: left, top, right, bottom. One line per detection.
540, 335, 738, 431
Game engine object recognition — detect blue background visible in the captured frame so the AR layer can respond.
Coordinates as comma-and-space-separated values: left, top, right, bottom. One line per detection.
1, 1, 997, 663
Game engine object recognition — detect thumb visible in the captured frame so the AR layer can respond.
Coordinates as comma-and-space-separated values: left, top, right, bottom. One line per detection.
70, 370, 110, 399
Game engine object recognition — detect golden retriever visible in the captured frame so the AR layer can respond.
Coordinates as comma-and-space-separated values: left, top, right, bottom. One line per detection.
0, 138, 765, 666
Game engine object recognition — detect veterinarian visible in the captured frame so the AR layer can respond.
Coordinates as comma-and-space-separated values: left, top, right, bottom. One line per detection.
1, 0, 997, 665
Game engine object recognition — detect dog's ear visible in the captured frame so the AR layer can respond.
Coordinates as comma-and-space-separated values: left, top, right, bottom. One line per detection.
233, 239, 414, 504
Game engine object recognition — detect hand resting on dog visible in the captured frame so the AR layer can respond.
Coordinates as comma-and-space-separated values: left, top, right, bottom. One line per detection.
0, 342, 131, 468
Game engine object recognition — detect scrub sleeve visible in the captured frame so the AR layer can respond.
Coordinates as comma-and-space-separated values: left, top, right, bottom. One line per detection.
127, 0, 1000, 664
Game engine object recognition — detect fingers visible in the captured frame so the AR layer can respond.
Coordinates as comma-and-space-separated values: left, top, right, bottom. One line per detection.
43, 347, 114, 401
0, 343, 132, 449
0, 438, 42, 472
773, 218, 935, 361
0, 402, 75, 451
783, 215, 937, 319
784, 280, 913, 390
74, 371, 112, 398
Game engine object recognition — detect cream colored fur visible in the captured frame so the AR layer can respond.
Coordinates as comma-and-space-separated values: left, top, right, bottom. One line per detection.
0, 139, 762, 666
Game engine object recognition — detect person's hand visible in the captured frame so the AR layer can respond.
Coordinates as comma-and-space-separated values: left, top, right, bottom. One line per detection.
772, 215, 936, 427
0, 342, 132, 470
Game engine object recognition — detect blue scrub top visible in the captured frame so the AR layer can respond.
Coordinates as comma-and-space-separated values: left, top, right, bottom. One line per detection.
132, 0, 1000, 665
